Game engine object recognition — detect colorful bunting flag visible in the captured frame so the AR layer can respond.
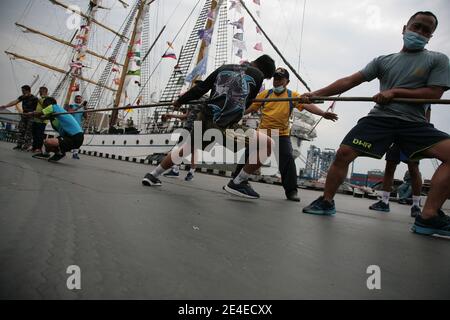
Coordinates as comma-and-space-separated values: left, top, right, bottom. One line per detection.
185, 56, 208, 82
198, 28, 213, 45
235, 48, 243, 59
232, 39, 247, 50
162, 52, 177, 59
253, 42, 263, 51
253, 0, 261, 5
229, 17, 244, 30
233, 33, 244, 41
127, 69, 141, 76
229, 1, 242, 13
207, 9, 216, 21
256, 10, 261, 18
256, 26, 262, 34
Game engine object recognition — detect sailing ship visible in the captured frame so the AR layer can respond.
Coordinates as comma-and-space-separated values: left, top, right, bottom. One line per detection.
5, 0, 318, 176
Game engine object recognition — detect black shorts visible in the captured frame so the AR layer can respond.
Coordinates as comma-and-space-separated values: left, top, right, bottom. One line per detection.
58, 133, 84, 153
341, 116, 450, 160
385, 143, 419, 164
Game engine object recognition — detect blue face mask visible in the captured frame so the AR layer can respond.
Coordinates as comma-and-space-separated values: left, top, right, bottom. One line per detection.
273, 86, 286, 94
403, 30, 429, 50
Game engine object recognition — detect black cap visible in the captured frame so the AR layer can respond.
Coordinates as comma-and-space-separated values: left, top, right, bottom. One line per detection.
274, 67, 289, 80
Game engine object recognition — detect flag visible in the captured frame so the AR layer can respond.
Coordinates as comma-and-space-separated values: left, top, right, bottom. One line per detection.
256, 10, 261, 18
198, 28, 213, 45
76, 34, 87, 41
207, 9, 216, 21
232, 39, 247, 50
229, 17, 244, 30
70, 62, 83, 69
113, 78, 121, 85
162, 52, 177, 59
229, 1, 242, 13
256, 26, 262, 34
127, 69, 141, 76
253, 42, 263, 51
112, 67, 120, 72
253, 0, 261, 5
166, 41, 174, 49
235, 48, 243, 58
233, 32, 244, 41
185, 56, 208, 83
70, 83, 80, 92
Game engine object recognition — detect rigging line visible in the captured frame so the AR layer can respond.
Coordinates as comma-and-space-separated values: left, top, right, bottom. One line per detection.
79, 1, 137, 97
7, 0, 34, 51
131, 0, 203, 106
238, 0, 311, 92
296, 0, 307, 91
9, 59, 20, 96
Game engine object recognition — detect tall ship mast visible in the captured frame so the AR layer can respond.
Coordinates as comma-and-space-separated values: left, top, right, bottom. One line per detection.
4, 0, 319, 178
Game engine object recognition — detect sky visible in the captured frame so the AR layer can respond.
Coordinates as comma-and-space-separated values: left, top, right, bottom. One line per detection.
0, 0, 449, 180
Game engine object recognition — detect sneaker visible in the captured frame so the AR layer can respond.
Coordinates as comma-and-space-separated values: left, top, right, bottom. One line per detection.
72, 153, 80, 160
48, 153, 66, 162
302, 196, 336, 215
142, 173, 162, 186
223, 179, 260, 199
32, 152, 51, 160
185, 172, 194, 181
163, 169, 180, 178
286, 191, 300, 202
369, 200, 390, 212
411, 211, 450, 236
398, 198, 411, 205
410, 205, 421, 218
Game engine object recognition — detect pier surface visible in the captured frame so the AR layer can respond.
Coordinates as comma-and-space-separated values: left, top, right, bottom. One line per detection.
0, 141, 449, 299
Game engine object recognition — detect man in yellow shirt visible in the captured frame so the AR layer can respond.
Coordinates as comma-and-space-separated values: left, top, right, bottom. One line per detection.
234, 67, 338, 201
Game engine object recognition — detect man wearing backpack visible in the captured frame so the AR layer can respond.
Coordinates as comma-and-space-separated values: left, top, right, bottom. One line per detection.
142, 55, 276, 199
233, 67, 338, 201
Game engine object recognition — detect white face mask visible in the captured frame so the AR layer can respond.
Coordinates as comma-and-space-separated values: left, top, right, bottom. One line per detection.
273, 86, 286, 94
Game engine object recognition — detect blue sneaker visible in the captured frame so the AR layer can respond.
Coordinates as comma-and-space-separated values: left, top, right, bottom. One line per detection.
185, 172, 194, 181
411, 210, 450, 236
302, 196, 336, 215
223, 179, 260, 199
72, 153, 80, 159
369, 200, 390, 212
163, 169, 180, 178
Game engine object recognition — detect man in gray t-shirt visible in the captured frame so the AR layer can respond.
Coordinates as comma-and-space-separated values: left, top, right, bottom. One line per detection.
301, 11, 450, 237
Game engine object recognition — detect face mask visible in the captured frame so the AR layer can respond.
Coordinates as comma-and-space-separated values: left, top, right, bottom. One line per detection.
403, 30, 429, 50
273, 86, 286, 94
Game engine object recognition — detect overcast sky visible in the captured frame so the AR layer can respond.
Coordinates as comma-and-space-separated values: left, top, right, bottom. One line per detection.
0, 0, 449, 180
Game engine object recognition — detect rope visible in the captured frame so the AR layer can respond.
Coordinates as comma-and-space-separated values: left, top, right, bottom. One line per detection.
2, 96, 449, 117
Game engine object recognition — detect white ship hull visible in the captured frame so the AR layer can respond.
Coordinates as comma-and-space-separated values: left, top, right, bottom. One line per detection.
81, 132, 179, 159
